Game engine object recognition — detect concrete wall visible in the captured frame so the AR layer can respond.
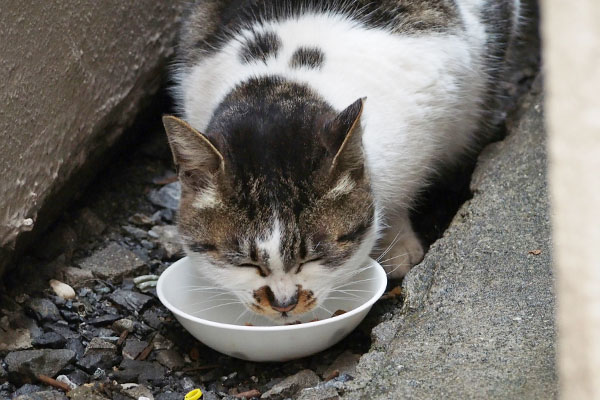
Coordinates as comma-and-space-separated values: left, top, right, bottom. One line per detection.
0, 1, 184, 276
542, 1, 600, 398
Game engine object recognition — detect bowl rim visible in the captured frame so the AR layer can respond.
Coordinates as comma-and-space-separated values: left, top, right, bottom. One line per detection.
157, 256, 387, 332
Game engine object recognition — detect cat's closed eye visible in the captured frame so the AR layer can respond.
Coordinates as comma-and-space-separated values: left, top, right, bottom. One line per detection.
239, 262, 268, 277
297, 258, 322, 274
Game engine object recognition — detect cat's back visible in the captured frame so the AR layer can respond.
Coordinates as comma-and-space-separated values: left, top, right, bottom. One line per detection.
177, 0, 517, 67
172, 0, 520, 212
174, 0, 518, 129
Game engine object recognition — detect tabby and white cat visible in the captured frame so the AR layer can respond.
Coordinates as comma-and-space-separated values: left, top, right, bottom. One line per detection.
163, 0, 519, 322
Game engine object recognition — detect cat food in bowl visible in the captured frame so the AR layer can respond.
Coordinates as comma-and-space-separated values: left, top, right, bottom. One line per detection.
157, 257, 386, 361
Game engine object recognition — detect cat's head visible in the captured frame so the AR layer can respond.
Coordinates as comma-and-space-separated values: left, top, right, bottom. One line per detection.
163, 77, 378, 323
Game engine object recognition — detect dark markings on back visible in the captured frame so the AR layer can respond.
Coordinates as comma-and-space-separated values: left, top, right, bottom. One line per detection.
239, 30, 281, 64
178, 0, 462, 67
289, 47, 325, 69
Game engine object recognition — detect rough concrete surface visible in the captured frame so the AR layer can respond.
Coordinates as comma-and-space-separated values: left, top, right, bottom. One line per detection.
0, 1, 184, 277
343, 83, 557, 399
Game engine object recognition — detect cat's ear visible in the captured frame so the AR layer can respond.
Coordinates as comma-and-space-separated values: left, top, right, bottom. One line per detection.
323, 98, 366, 175
162, 115, 224, 188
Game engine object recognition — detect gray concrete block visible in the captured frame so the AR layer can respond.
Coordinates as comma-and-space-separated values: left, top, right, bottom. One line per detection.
344, 82, 557, 399
0, 1, 184, 277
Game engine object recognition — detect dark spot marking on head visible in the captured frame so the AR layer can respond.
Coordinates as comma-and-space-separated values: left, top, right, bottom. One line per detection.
189, 242, 217, 253
289, 46, 325, 69
239, 30, 281, 64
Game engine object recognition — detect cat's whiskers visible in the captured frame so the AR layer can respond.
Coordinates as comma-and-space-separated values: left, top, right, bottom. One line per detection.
379, 251, 410, 265
375, 231, 402, 262
315, 304, 332, 315
380, 253, 413, 276
191, 301, 245, 315
332, 277, 377, 290
234, 308, 249, 325
323, 296, 362, 302
333, 289, 365, 299
188, 296, 240, 307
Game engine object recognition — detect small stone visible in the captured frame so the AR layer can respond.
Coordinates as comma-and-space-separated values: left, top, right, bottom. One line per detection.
152, 209, 175, 224
49, 280, 76, 300
112, 318, 135, 333
321, 351, 361, 380
109, 289, 152, 313
0, 314, 35, 352
122, 225, 149, 240
63, 339, 85, 361
85, 338, 117, 355
26, 298, 61, 322
120, 383, 155, 400
141, 308, 163, 330
60, 310, 81, 323
261, 370, 321, 400
148, 225, 182, 259
129, 213, 154, 227
5, 349, 76, 381
147, 182, 180, 210
56, 267, 94, 287
77, 243, 147, 282
140, 240, 155, 249
86, 314, 122, 326
76, 352, 121, 374
113, 359, 166, 385
92, 368, 105, 380
46, 324, 78, 340
152, 333, 173, 350
122, 339, 148, 360
32, 332, 66, 349
66, 369, 89, 386
155, 349, 184, 371
56, 375, 77, 390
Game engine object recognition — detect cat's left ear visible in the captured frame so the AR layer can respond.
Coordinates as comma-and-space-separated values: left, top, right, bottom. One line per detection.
322, 97, 366, 176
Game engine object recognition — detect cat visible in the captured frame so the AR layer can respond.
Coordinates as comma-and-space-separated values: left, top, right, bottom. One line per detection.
163, 0, 520, 322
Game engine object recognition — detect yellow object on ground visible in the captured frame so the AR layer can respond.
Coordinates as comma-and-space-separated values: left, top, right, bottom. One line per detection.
184, 389, 202, 400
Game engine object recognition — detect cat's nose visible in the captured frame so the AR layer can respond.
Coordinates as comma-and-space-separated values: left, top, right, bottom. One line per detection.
265, 286, 298, 313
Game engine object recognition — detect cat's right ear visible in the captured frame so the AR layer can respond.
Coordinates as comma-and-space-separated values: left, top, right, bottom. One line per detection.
162, 116, 224, 188
321, 98, 366, 177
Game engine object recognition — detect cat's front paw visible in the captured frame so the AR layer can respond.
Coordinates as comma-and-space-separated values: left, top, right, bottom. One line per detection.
378, 234, 424, 279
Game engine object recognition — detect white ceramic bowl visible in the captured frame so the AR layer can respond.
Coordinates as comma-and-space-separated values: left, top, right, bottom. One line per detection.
157, 257, 386, 361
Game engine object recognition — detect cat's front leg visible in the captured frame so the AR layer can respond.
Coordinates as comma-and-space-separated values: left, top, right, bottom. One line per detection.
375, 210, 424, 279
